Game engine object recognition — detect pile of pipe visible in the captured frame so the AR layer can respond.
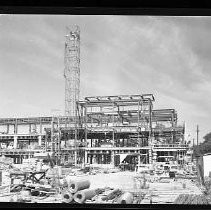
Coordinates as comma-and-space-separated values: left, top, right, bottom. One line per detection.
61, 179, 98, 204
61, 178, 135, 204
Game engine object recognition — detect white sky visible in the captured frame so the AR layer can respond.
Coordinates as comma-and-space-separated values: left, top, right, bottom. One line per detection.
0, 15, 211, 142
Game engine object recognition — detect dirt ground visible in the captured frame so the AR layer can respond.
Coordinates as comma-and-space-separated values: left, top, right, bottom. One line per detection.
66, 171, 137, 192
88, 171, 136, 191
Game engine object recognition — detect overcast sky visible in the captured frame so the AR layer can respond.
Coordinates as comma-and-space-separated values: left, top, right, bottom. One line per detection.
0, 15, 210, 142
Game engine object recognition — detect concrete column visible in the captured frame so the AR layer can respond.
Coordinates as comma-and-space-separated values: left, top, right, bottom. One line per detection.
38, 135, 42, 146
14, 135, 18, 149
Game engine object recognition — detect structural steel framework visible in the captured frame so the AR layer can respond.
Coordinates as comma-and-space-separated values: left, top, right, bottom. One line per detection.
76, 94, 184, 148
0, 94, 186, 166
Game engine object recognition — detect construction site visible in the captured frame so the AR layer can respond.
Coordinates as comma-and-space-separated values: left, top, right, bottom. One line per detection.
0, 25, 210, 205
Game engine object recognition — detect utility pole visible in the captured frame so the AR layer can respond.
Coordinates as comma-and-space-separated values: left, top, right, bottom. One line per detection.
196, 125, 199, 146
193, 138, 195, 147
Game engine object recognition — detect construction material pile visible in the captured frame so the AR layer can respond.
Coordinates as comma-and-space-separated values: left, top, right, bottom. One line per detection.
0, 156, 13, 171
174, 194, 209, 204
61, 178, 130, 204
58, 175, 141, 204
8, 183, 58, 202
140, 177, 204, 204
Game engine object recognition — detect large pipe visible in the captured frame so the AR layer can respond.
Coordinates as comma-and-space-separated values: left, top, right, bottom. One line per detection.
68, 180, 90, 193
62, 190, 73, 203
73, 189, 96, 204
118, 192, 133, 204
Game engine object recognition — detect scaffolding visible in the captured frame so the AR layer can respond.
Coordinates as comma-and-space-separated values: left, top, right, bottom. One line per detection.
64, 25, 81, 166
64, 25, 80, 117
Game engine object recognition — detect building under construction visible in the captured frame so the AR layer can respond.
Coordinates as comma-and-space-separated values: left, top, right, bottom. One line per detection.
0, 25, 189, 170
0, 93, 188, 169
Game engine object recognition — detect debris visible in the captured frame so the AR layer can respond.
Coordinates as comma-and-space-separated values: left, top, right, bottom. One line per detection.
174, 194, 209, 204
101, 189, 122, 201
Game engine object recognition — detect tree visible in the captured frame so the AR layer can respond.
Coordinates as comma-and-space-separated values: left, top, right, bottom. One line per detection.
193, 132, 211, 156
203, 132, 211, 144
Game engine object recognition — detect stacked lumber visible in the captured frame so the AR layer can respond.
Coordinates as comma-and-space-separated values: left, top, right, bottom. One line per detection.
174, 194, 209, 204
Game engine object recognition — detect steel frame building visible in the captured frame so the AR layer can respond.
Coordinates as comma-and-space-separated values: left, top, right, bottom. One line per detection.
0, 94, 188, 168
77, 94, 186, 167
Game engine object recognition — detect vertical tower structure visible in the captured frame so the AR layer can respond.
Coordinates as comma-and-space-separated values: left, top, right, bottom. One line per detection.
64, 25, 80, 117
